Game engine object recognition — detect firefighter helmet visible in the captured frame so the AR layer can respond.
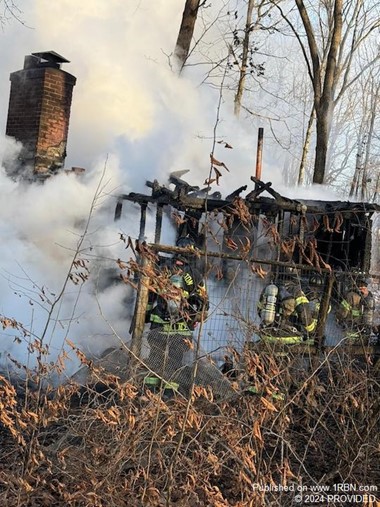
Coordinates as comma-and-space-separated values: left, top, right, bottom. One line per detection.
356, 277, 368, 288
174, 236, 196, 265
309, 273, 324, 286
176, 236, 196, 248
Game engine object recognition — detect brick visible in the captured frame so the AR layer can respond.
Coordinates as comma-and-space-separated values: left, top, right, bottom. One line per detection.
6, 57, 76, 175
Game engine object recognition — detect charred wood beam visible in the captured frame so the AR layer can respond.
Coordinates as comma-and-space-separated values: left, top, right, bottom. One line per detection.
147, 242, 332, 273
364, 215, 372, 273
226, 185, 247, 200
255, 127, 264, 181
250, 177, 296, 206
118, 191, 323, 215
246, 180, 272, 201
118, 192, 228, 211
139, 204, 147, 241
274, 209, 285, 278
118, 183, 380, 217
169, 173, 199, 194
114, 198, 123, 221
146, 180, 174, 199
117, 178, 380, 222
154, 204, 164, 244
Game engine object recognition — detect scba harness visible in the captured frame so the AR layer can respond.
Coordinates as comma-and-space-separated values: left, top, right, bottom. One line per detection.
148, 259, 208, 333
258, 281, 326, 342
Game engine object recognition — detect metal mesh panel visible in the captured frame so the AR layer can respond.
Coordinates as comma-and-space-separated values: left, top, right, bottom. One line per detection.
71, 262, 378, 396
139, 327, 236, 398
201, 266, 263, 356
195, 263, 377, 355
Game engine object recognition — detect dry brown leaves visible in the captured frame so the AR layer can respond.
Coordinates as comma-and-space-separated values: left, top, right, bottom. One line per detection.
217, 140, 233, 149
250, 264, 267, 279
0, 347, 379, 506
210, 154, 230, 172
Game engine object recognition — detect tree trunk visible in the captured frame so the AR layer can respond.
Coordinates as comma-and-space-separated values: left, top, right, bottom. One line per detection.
361, 84, 379, 200
298, 106, 315, 185
373, 172, 380, 202
349, 151, 361, 198
295, 0, 343, 185
313, 0, 342, 184
282, 0, 379, 186
174, 0, 201, 72
312, 104, 331, 184
234, 0, 255, 117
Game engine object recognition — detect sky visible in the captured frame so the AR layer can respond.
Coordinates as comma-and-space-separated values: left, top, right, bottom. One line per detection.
0, 0, 345, 377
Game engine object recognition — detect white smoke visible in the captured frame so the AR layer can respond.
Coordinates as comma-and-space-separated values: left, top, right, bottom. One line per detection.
0, 1, 292, 188
0, 1, 347, 377
0, 146, 131, 375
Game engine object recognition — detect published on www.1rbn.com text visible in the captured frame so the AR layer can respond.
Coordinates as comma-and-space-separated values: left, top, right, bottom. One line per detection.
252, 482, 379, 504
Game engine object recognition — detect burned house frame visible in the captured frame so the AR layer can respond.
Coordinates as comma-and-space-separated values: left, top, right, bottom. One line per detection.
115, 174, 380, 354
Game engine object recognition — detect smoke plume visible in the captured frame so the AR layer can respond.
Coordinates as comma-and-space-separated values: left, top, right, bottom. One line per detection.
0, 1, 344, 377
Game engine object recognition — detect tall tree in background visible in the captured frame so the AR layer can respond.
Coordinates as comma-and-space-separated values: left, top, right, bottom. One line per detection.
349, 67, 380, 200
233, 0, 273, 117
174, 0, 202, 72
234, 0, 255, 117
276, 0, 380, 185
297, 106, 315, 185
294, 0, 343, 184
173, 1, 380, 192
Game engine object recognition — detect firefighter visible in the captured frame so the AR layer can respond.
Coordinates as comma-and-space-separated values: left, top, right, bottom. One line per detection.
302, 273, 329, 339
257, 278, 301, 344
287, 276, 317, 339
336, 277, 375, 343
145, 236, 208, 390
257, 271, 320, 344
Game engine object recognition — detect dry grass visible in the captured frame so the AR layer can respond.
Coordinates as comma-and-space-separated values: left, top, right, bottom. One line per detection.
0, 349, 379, 507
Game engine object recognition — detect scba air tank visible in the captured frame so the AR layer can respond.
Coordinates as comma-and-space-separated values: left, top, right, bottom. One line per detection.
166, 274, 184, 317
262, 284, 278, 325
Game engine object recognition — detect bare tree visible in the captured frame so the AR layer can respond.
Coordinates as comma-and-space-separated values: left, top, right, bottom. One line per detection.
349, 67, 380, 200
234, 0, 255, 116
280, 0, 343, 185
0, 0, 25, 27
233, 0, 274, 117
360, 81, 380, 200
297, 106, 315, 185
275, 0, 380, 184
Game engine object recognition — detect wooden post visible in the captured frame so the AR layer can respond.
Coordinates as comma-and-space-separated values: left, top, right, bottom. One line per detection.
255, 128, 264, 181
114, 199, 123, 221
148, 242, 333, 273
314, 271, 334, 349
130, 257, 151, 359
155, 204, 163, 244
363, 215, 372, 273
139, 204, 147, 241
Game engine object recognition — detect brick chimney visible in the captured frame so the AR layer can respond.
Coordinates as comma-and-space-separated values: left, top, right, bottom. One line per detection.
5, 51, 76, 178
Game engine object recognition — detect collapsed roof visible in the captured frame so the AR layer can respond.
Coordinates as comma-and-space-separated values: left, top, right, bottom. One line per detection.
115, 174, 380, 274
